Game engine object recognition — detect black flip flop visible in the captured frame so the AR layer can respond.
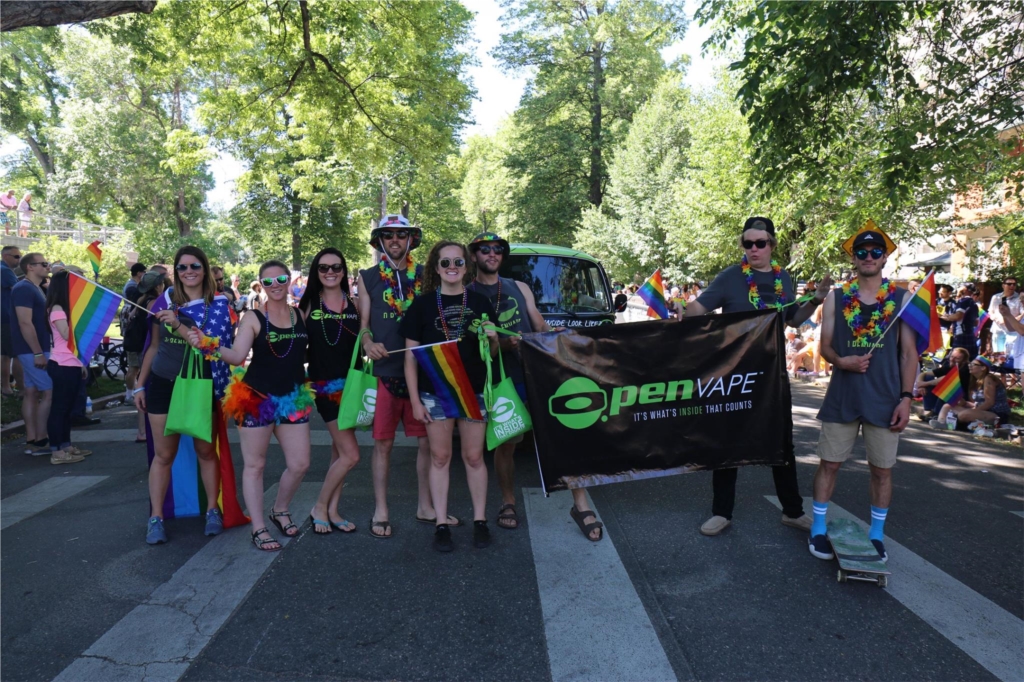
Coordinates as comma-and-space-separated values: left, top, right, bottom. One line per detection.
370, 520, 392, 539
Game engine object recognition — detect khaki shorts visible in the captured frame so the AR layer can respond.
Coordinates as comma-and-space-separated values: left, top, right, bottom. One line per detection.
817, 420, 899, 469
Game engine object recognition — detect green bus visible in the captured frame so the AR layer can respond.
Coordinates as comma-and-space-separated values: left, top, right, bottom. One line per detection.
499, 243, 615, 328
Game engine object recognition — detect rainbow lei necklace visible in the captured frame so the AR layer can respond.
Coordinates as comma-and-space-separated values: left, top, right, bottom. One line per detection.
379, 255, 422, 317
741, 256, 787, 310
842, 278, 898, 341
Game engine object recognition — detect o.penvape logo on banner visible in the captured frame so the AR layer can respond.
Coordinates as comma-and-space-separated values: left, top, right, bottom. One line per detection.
358, 388, 376, 426
548, 373, 761, 430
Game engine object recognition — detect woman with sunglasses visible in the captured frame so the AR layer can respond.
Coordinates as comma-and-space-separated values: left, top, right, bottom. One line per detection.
935, 356, 1011, 429
399, 241, 498, 552
189, 261, 312, 552
298, 249, 360, 534
135, 246, 234, 545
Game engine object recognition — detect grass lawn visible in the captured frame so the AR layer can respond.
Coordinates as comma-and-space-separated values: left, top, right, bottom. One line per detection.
1008, 387, 1023, 426
1, 373, 126, 426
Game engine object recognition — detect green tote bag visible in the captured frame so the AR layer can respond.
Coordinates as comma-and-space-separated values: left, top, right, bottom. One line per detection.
337, 330, 377, 431
164, 346, 213, 441
484, 345, 532, 450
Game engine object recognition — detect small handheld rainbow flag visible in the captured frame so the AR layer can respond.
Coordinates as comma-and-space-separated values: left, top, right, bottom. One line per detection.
899, 270, 943, 355
67, 272, 121, 363
932, 367, 963, 406
411, 340, 484, 420
976, 306, 989, 338
637, 269, 671, 319
86, 240, 102, 277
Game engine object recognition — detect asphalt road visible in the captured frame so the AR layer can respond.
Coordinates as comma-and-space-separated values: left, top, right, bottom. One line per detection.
2, 384, 1022, 682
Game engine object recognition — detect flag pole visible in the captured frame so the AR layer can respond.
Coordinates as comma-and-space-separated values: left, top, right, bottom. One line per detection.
385, 339, 459, 355
68, 270, 155, 316
869, 268, 935, 350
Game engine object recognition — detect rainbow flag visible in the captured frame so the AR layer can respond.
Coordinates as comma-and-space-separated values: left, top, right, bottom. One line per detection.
411, 340, 483, 420
899, 271, 943, 355
146, 404, 249, 528
67, 272, 121, 363
932, 367, 963, 406
637, 269, 671, 319
976, 306, 989, 338
86, 240, 102, 277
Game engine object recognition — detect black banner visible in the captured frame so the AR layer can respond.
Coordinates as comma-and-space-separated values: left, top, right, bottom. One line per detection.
521, 310, 792, 492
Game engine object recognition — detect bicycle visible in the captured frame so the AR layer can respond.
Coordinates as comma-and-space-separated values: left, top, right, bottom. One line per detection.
95, 338, 127, 380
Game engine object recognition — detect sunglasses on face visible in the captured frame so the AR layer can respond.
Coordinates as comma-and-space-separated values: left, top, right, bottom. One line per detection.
854, 247, 885, 261
318, 263, 345, 273
175, 262, 203, 272
214, 277, 224, 283
30, 261, 48, 268
742, 239, 770, 250
439, 258, 466, 269
1004, 282, 1017, 287
261, 274, 290, 287
476, 244, 505, 255
380, 230, 409, 241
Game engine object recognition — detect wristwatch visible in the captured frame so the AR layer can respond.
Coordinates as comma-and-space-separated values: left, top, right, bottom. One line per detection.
899, 391, 913, 401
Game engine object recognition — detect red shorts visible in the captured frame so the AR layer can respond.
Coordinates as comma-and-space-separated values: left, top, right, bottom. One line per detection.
372, 378, 427, 440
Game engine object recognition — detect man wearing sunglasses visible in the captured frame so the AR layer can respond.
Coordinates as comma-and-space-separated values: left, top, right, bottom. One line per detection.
941, 284, 979, 360
809, 223, 917, 563
684, 217, 830, 538
988, 276, 1021, 356
357, 214, 453, 537
11, 252, 53, 452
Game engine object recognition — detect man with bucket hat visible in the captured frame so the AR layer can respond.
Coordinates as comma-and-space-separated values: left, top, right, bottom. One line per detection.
357, 214, 460, 538
808, 220, 916, 563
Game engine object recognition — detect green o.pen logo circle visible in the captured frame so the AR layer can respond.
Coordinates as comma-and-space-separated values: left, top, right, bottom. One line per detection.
548, 377, 608, 430
267, 331, 280, 343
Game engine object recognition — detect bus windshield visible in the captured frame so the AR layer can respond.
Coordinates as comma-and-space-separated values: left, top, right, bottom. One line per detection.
503, 255, 610, 314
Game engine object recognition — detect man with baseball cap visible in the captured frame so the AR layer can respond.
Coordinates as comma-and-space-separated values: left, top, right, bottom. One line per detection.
357, 214, 458, 538
809, 220, 916, 563
685, 216, 832, 537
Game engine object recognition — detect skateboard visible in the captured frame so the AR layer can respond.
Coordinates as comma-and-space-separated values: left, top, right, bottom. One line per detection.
826, 518, 891, 588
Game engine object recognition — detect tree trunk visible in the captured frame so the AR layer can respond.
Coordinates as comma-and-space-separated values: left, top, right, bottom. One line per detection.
175, 187, 190, 236
23, 134, 54, 177
290, 194, 302, 270
588, 46, 605, 207
1, 1, 157, 31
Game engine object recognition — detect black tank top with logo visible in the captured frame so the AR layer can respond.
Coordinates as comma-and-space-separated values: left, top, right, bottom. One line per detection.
305, 295, 359, 382
244, 309, 308, 396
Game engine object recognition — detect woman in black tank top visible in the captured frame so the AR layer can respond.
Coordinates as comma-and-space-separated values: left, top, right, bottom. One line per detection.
298, 248, 361, 535
189, 260, 312, 552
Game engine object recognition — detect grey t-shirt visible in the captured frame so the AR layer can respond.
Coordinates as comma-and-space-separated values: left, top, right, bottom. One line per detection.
696, 264, 797, 321
359, 262, 424, 377
470, 277, 534, 384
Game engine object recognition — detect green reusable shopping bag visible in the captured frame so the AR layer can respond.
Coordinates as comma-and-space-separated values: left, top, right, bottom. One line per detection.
337, 330, 376, 430
484, 344, 532, 450
164, 347, 213, 441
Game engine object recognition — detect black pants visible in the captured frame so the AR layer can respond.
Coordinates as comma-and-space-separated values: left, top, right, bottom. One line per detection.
711, 446, 804, 519
47, 362, 83, 449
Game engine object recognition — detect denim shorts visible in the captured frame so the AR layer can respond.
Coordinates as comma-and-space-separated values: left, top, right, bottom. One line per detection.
419, 391, 487, 423
17, 353, 53, 390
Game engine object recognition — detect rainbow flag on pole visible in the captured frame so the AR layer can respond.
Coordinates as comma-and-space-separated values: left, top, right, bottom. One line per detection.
899, 270, 943, 355
411, 340, 484, 420
976, 306, 989, 338
67, 272, 121, 363
86, 240, 102, 277
637, 269, 671, 319
932, 367, 964, 406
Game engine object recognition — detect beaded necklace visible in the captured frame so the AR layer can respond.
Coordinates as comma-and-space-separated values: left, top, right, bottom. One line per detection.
379, 254, 422, 317
265, 305, 296, 359
842, 278, 898, 342
437, 288, 468, 341
317, 293, 356, 347
741, 256, 787, 310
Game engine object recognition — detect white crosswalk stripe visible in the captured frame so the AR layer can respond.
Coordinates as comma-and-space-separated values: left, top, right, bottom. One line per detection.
0, 475, 108, 530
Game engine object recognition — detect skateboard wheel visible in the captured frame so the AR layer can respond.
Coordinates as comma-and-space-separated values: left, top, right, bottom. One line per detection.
877, 575, 888, 588
837, 570, 847, 583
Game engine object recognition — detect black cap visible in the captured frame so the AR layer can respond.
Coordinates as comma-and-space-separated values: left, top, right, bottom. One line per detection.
851, 231, 887, 250
742, 216, 774, 236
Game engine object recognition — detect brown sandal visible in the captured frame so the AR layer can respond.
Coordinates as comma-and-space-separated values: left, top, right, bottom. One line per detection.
570, 505, 603, 542
497, 503, 519, 530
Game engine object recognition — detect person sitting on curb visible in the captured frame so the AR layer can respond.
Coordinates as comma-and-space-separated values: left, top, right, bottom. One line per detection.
934, 356, 1012, 430
916, 347, 970, 422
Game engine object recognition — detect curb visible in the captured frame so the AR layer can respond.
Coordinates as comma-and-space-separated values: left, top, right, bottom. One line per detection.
1, 392, 127, 437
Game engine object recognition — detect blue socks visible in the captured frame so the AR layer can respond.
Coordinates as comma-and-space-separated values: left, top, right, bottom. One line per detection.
811, 501, 828, 536
869, 506, 888, 541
